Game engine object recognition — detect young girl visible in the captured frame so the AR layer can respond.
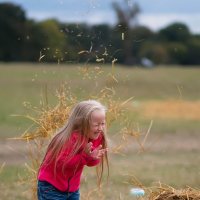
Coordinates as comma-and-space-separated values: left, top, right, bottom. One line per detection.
37, 100, 109, 200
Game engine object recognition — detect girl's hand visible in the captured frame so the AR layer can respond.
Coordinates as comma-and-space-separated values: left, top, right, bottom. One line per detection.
90, 145, 108, 159
84, 142, 108, 160
84, 142, 93, 155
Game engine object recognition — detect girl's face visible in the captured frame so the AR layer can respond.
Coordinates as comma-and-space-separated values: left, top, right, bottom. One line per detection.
89, 110, 106, 140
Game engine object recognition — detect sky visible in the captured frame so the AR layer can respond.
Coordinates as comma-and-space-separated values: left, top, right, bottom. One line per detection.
1, 0, 200, 33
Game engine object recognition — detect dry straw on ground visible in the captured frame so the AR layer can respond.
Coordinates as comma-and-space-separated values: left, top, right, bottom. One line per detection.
128, 176, 200, 200
148, 184, 200, 200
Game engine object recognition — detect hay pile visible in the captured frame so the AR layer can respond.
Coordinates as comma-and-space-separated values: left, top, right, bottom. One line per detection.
148, 185, 200, 200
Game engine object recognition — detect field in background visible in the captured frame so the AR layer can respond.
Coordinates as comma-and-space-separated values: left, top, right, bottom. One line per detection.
0, 63, 200, 199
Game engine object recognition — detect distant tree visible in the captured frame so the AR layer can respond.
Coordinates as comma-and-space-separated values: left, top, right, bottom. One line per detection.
0, 3, 27, 61
158, 22, 191, 42
89, 24, 112, 62
37, 19, 67, 62
51, 23, 90, 63
60, 23, 112, 63
112, 0, 140, 65
130, 26, 154, 63
166, 42, 188, 65
185, 38, 200, 65
21, 19, 49, 61
139, 41, 169, 64
90, 24, 111, 50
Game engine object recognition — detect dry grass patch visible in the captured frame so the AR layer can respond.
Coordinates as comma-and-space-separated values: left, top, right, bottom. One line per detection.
139, 100, 200, 120
148, 184, 200, 200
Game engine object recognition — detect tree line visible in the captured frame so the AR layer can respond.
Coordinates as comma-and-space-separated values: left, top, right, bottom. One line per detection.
1, 2, 200, 66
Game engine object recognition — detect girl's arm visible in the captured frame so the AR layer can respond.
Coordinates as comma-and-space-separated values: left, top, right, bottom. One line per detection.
57, 148, 93, 168
58, 148, 104, 168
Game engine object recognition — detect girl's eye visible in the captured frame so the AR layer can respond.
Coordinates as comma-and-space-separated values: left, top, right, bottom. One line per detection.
92, 122, 106, 127
92, 122, 105, 127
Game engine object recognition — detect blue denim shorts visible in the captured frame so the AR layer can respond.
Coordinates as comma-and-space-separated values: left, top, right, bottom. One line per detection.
37, 180, 80, 200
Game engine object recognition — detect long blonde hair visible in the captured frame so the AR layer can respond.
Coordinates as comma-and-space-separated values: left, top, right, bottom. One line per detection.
43, 100, 109, 185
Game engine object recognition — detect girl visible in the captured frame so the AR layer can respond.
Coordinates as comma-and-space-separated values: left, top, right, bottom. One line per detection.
37, 100, 109, 200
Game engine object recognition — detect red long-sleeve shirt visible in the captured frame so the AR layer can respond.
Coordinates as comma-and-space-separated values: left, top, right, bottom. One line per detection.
38, 131, 102, 192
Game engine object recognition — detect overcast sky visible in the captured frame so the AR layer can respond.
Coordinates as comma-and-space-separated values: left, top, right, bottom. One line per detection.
1, 0, 200, 33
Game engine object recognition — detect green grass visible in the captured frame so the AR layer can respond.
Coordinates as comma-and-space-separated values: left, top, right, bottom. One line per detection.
0, 165, 26, 183
0, 165, 30, 200
116, 150, 200, 187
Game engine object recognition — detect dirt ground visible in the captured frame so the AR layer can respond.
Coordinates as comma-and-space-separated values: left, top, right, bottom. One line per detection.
0, 139, 29, 165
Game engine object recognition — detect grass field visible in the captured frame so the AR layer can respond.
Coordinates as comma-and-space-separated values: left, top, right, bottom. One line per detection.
0, 63, 200, 199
